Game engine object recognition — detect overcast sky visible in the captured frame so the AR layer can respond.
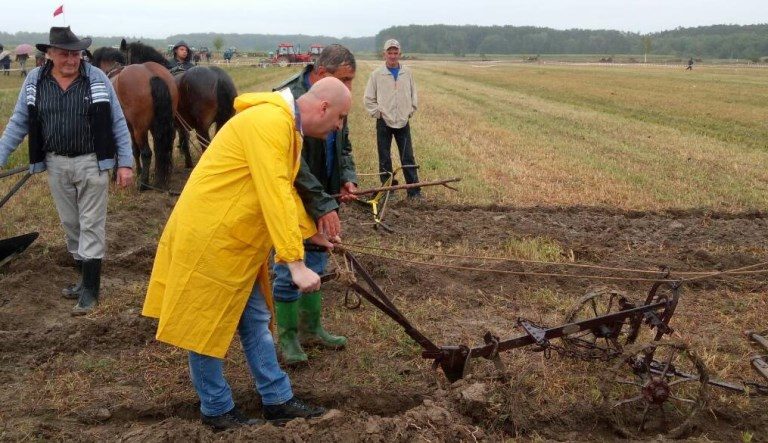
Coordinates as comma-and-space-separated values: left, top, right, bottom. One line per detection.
1, 0, 765, 39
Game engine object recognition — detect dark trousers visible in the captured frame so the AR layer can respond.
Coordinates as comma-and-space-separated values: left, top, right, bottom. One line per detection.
376, 119, 421, 196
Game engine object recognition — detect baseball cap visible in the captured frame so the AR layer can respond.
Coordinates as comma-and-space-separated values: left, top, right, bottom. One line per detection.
383, 39, 401, 51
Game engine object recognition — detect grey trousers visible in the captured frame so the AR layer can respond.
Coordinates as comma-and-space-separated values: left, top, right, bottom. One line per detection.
46, 153, 109, 260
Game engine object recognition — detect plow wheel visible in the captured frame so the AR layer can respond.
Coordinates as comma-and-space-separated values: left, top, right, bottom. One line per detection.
600, 341, 708, 439
561, 288, 642, 359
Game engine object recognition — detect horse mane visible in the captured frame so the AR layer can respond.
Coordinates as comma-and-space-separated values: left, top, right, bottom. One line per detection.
92, 47, 126, 68
124, 41, 168, 66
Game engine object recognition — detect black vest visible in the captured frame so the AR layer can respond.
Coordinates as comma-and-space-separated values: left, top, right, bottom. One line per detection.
27, 62, 116, 165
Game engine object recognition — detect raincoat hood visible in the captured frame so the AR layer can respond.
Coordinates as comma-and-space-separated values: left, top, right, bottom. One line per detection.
234, 90, 294, 116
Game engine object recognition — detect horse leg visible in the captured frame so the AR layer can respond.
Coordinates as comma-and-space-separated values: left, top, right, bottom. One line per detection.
177, 125, 194, 168
138, 135, 152, 191
193, 118, 212, 153
132, 143, 141, 184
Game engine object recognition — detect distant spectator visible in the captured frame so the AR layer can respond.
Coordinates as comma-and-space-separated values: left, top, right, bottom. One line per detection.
168, 41, 194, 74
363, 38, 421, 199
16, 54, 29, 76
686, 57, 694, 71
0, 45, 11, 76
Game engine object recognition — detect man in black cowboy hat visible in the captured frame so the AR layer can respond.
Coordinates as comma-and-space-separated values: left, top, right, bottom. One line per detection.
0, 26, 134, 315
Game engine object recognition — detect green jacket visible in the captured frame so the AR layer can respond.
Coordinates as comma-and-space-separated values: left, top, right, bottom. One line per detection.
274, 65, 357, 220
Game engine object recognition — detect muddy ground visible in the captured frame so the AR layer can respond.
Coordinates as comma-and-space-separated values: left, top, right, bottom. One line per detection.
1, 181, 767, 442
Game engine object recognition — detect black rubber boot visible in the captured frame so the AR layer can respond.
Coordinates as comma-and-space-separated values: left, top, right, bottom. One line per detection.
201, 407, 265, 431
263, 397, 326, 425
72, 259, 101, 316
62, 259, 84, 299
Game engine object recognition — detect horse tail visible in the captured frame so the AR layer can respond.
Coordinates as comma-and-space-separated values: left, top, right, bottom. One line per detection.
149, 76, 174, 187
213, 67, 237, 129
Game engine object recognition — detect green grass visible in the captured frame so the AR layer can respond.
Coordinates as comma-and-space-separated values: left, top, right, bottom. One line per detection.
346, 61, 768, 211
3, 60, 768, 224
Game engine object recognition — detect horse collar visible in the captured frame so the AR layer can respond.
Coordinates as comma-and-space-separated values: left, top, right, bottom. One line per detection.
107, 64, 124, 79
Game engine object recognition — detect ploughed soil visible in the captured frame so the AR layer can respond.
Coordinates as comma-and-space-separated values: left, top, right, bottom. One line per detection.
2, 182, 767, 441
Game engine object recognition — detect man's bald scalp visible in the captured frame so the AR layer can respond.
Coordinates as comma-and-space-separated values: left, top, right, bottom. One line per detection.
307, 77, 352, 108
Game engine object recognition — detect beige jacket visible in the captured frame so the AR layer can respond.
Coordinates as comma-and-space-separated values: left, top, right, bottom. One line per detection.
363, 64, 418, 129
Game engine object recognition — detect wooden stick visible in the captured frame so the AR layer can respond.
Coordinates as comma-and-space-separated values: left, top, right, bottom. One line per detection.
330, 177, 461, 198
0, 165, 28, 179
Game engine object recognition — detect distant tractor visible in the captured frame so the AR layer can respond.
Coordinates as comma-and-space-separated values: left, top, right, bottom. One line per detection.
308, 44, 324, 63
271, 42, 311, 67
270, 43, 324, 67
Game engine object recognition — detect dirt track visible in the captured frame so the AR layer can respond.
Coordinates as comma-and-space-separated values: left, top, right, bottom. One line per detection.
2, 188, 767, 441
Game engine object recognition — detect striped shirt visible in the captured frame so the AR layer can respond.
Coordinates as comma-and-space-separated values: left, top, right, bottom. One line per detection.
37, 73, 94, 155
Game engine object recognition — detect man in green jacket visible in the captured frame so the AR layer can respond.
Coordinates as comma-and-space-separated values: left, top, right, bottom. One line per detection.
272, 44, 358, 365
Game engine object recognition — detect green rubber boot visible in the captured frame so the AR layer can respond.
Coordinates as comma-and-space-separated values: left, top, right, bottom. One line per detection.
275, 300, 308, 365
298, 292, 347, 349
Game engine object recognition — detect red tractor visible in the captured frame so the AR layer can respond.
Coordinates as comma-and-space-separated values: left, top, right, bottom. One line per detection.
270, 43, 325, 67
272, 42, 312, 67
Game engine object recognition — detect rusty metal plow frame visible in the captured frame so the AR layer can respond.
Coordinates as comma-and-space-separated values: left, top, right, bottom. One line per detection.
330, 251, 768, 395
332, 251, 681, 382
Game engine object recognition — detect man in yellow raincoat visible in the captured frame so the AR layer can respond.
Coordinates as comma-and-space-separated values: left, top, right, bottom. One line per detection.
143, 77, 352, 430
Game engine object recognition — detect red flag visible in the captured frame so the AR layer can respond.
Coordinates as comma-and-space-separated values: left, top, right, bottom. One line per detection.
53, 5, 64, 17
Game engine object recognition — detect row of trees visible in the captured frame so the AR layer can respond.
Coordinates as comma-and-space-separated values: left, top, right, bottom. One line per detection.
0, 31, 373, 54
3, 23, 767, 59
375, 24, 768, 59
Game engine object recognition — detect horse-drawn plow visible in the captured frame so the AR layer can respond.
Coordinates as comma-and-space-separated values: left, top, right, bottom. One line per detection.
323, 248, 768, 439
0, 165, 38, 268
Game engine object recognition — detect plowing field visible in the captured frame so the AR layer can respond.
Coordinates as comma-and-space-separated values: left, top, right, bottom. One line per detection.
1, 62, 767, 441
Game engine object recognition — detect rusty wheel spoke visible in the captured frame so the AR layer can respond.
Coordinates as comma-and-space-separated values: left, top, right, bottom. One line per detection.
669, 395, 697, 404
589, 298, 599, 317
668, 377, 697, 387
637, 403, 652, 432
613, 395, 644, 408
660, 349, 675, 378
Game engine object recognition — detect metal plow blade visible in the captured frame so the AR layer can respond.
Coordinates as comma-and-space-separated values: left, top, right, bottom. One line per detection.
0, 232, 39, 268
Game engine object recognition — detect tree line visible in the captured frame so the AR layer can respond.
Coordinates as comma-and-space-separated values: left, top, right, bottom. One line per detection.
0, 31, 373, 54
3, 23, 767, 59
375, 24, 768, 60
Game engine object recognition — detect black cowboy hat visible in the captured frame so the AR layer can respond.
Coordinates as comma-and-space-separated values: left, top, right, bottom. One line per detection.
36, 26, 92, 52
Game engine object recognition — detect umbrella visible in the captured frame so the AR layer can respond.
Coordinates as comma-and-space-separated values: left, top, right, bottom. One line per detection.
15, 44, 33, 56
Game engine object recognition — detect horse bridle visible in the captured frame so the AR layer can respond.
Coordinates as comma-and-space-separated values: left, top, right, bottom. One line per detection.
106, 62, 124, 79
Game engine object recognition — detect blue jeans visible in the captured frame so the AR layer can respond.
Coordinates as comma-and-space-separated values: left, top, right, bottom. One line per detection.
272, 249, 327, 302
188, 282, 293, 416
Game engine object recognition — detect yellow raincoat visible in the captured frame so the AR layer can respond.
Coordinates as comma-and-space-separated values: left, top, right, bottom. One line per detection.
142, 91, 315, 358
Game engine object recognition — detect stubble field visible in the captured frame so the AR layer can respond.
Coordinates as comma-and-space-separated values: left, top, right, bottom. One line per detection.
1, 60, 767, 441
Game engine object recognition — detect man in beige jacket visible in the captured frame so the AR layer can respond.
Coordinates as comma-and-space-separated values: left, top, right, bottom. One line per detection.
363, 39, 421, 198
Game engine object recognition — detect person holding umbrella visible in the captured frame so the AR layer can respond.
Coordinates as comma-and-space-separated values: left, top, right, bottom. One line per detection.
0, 44, 11, 76
14, 44, 34, 77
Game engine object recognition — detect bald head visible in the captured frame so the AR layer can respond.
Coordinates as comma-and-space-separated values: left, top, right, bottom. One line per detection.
296, 77, 352, 139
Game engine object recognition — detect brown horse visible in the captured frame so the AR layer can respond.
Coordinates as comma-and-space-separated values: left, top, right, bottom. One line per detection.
92, 47, 178, 189
175, 65, 237, 167
118, 40, 237, 168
